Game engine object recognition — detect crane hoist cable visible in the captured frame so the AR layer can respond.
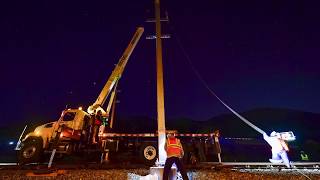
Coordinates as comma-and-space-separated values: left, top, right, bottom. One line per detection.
173, 34, 266, 135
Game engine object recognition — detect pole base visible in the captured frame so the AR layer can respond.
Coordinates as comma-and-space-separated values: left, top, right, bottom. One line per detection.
150, 166, 176, 180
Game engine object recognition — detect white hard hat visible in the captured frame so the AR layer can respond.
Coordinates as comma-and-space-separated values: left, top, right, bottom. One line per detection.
270, 131, 277, 136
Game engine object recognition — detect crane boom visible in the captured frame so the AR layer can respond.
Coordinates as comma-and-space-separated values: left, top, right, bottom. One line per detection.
87, 27, 144, 114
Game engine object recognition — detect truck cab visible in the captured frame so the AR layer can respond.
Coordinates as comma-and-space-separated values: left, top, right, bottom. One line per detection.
17, 109, 91, 164
58, 109, 91, 141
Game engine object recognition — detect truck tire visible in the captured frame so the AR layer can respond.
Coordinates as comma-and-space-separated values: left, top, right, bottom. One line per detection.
18, 138, 43, 165
140, 143, 157, 165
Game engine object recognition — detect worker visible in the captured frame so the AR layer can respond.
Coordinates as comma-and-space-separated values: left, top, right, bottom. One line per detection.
188, 138, 198, 165
92, 110, 102, 144
263, 131, 291, 168
300, 151, 309, 161
82, 112, 92, 144
87, 111, 95, 144
99, 114, 112, 135
212, 129, 222, 163
163, 131, 189, 180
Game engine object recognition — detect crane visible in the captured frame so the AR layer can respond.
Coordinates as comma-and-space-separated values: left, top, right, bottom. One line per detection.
87, 27, 144, 116
16, 27, 145, 165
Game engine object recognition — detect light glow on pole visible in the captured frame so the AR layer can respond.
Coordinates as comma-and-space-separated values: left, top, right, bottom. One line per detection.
155, 0, 167, 165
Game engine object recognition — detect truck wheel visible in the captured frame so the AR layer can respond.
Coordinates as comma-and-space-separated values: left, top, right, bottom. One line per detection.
18, 139, 43, 165
140, 143, 157, 165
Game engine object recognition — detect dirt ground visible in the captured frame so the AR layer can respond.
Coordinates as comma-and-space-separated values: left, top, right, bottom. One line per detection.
0, 168, 319, 180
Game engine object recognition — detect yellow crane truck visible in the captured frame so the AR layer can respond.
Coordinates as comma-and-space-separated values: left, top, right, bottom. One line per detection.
16, 27, 216, 165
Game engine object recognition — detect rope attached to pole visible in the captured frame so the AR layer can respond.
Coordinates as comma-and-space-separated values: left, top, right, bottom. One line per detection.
212, 94, 266, 135
174, 35, 265, 135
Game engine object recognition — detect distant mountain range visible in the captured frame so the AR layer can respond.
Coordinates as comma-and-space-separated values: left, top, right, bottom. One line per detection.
112, 108, 320, 161
1, 108, 319, 141
114, 108, 320, 140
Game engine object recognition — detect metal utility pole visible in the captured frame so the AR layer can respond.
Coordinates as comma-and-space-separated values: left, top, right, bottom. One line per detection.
155, 0, 166, 165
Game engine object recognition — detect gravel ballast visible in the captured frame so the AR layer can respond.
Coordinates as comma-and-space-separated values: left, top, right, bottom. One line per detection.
1, 168, 320, 180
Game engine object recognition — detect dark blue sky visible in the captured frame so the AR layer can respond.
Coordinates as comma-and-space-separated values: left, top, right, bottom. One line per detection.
1, 0, 319, 127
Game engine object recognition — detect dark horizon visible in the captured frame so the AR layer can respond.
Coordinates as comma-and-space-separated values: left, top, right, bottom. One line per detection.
1, 107, 319, 130
1, 1, 319, 126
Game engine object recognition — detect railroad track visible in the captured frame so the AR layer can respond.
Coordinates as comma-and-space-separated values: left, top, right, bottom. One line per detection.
1, 161, 319, 170
203, 162, 320, 168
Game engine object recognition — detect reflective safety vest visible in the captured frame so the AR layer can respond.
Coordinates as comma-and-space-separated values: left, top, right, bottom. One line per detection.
166, 137, 183, 158
95, 118, 102, 125
301, 153, 309, 161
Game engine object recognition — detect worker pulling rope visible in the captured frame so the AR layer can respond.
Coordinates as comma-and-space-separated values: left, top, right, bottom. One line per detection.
173, 31, 311, 179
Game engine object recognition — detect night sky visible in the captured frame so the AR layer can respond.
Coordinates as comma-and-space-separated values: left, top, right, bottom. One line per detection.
1, 0, 319, 127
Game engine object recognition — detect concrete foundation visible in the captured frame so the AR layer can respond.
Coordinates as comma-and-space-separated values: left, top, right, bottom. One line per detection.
150, 166, 177, 180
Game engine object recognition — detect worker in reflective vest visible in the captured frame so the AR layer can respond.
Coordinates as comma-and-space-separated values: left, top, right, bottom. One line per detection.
263, 131, 291, 168
92, 110, 102, 144
163, 131, 189, 180
300, 151, 309, 161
